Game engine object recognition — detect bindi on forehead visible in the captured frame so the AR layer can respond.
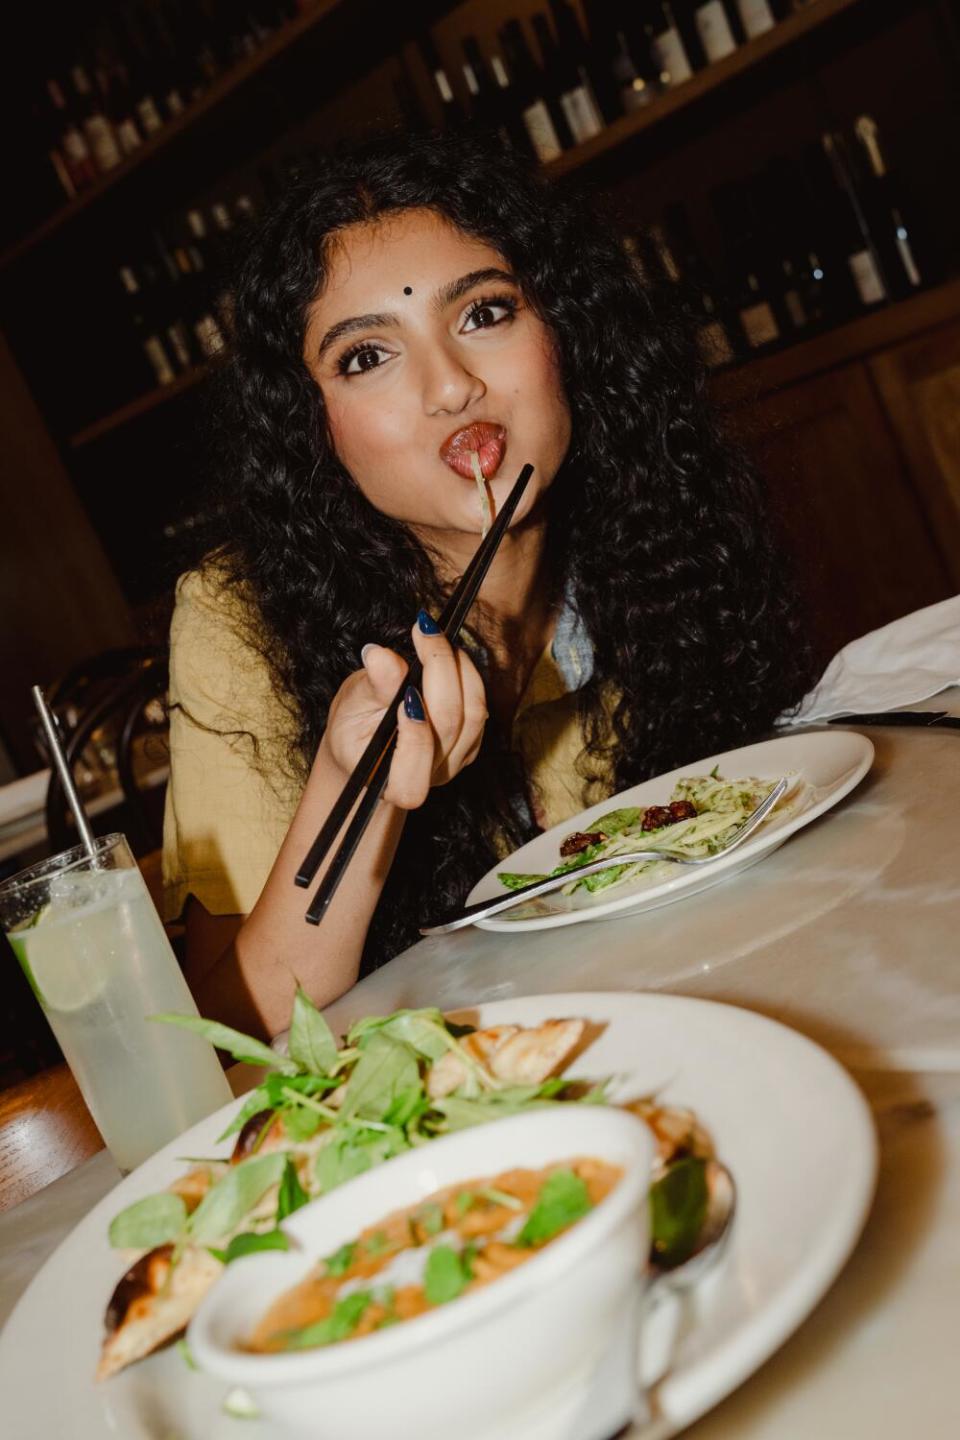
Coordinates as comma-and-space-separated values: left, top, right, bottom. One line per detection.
403, 286, 413, 295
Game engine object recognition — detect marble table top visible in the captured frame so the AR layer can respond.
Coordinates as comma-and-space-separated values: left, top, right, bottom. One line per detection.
2, 697, 958, 1435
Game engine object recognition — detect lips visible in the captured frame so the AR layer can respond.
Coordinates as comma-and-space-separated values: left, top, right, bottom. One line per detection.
440, 421, 506, 480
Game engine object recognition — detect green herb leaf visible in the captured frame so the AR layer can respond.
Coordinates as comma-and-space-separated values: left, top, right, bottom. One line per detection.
176, 1337, 198, 1371
477, 1186, 523, 1211
415, 1203, 444, 1239
282, 1106, 322, 1143
223, 1229, 290, 1262
383, 1085, 427, 1128
315, 1124, 408, 1193
365, 1229, 392, 1257
516, 1168, 592, 1248
424, 1244, 470, 1305
188, 1152, 287, 1244
338, 1031, 421, 1124
108, 1192, 188, 1250
277, 1156, 309, 1221
280, 1290, 373, 1350
455, 1190, 475, 1217
150, 1013, 296, 1074
287, 987, 338, 1074
649, 1157, 709, 1267
216, 1086, 273, 1142
323, 1241, 356, 1277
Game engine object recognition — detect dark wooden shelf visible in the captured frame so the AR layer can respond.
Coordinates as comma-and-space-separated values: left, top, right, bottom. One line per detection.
5, 0, 868, 273
713, 276, 960, 403
70, 276, 960, 451
0, 0, 346, 272
69, 365, 210, 448
546, 0, 866, 180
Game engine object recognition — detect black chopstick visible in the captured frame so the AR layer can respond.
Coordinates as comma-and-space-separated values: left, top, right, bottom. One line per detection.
300, 462, 534, 924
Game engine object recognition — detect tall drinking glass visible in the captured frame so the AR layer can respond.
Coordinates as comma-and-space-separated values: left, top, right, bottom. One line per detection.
1, 833, 232, 1173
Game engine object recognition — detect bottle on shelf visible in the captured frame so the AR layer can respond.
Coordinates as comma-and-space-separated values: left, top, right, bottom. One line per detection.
577, 0, 627, 124
609, 29, 658, 113
541, 1, 606, 144
182, 210, 229, 356
734, 1, 794, 41
757, 158, 835, 333
114, 4, 165, 139
43, 76, 97, 196
488, 50, 538, 159
69, 59, 122, 174
690, 1, 744, 66
643, 3, 695, 89
815, 133, 890, 312
710, 181, 785, 353
460, 36, 501, 133
851, 115, 930, 298
652, 203, 738, 366
95, 35, 143, 159
117, 264, 177, 387
498, 19, 572, 162
418, 33, 467, 132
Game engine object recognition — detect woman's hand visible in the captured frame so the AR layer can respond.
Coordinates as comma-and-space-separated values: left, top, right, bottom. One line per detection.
321, 618, 488, 809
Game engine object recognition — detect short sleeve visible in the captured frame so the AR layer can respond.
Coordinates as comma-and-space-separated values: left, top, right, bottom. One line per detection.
161, 568, 303, 922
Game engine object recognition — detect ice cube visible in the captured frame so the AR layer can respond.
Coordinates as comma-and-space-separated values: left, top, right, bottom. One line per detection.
47, 867, 135, 915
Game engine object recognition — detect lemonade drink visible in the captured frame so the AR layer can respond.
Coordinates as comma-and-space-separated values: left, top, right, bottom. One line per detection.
3, 836, 231, 1172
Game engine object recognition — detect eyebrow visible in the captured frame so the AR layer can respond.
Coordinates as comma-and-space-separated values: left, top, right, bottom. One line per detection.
316, 267, 518, 359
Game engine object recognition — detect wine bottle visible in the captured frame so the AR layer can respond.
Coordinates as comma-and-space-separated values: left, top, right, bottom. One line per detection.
418, 33, 466, 131
461, 36, 500, 132
118, 264, 176, 387
757, 159, 836, 332
488, 51, 538, 158
44, 76, 97, 194
819, 133, 889, 310
543, 1, 606, 143
499, 19, 571, 162
691, 2, 743, 64
96, 37, 143, 159
150, 232, 198, 370
578, 0, 627, 124
735, 1, 778, 39
852, 115, 927, 297
655, 204, 737, 366
114, 3, 165, 138
70, 61, 122, 173
711, 182, 782, 352
644, 3, 694, 88
610, 30, 657, 112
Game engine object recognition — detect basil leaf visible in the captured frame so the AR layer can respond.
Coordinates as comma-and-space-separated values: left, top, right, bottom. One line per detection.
517, 1168, 592, 1248
224, 1229, 290, 1262
150, 1013, 297, 1074
282, 1106, 322, 1143
432, 1094, 558, 1131
315, 1125, 408, 1193
188, 1152, 287, 1243
288, 987, 338, 1074
424, 1244, 469, 1305
383, 1085, 427, 1128
108, 1192, 187, 1250
339, 1032, 421, 1123
649, 1157, 708, 1268
280, 1290, 373, 1350
277, 1157, 309, 1221
323, 1241, 356, 1277
416, 1203, 444, 1238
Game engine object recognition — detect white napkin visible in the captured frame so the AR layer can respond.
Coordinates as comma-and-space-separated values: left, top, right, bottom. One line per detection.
788, 594, 960, 723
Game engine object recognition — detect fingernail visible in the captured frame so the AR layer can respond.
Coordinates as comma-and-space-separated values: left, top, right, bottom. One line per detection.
417, 608, 441, 636
403, 685, 426, 721
360, 643, 376, 666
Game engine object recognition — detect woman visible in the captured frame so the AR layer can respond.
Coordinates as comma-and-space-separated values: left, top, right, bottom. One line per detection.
163, 130, 810, 1038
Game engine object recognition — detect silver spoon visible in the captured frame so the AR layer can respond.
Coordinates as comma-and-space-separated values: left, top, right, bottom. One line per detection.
421, 780, 789, 934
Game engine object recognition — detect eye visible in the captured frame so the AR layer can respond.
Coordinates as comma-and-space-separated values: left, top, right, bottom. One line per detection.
339, 343, 392, 376
461, 294, 518, 333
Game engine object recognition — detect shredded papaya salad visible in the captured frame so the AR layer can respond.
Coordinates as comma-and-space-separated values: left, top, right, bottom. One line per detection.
498, 771, 792, 899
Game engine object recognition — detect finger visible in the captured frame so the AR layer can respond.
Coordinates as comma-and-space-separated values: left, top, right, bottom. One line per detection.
382, 688, 436, 810
411, 614, 464, 758
441, 648, 488, 777
360, 643, 409, 708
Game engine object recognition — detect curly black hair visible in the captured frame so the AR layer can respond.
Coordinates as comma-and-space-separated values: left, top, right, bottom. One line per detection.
200, 128, 812, 972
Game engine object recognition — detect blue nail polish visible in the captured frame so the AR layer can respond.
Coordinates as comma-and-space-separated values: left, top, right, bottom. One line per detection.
417, 608, 441, 636
404, 685, 426, 721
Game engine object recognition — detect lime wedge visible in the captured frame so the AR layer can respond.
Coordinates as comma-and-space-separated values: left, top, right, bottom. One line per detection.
10, 908, 112, 1014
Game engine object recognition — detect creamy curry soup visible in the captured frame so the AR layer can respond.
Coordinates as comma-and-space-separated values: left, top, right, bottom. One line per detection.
247, 1157, 622, 1354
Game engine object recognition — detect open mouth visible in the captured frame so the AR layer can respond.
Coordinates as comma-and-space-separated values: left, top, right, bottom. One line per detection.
440, 422, 507, 480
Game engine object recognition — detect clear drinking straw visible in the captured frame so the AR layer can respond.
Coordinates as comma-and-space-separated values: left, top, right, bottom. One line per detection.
31, 684, 98, 860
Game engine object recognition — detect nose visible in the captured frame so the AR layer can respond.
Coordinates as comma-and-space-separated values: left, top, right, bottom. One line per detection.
421, 340, 485, 417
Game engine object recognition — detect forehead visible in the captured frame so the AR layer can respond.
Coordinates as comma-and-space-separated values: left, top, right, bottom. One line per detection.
313, 209, 508, 318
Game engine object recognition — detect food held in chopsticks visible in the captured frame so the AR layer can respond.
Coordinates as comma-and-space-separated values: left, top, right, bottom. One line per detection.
471, 450, 492, 537
498, 771, 791, 898
247, 1157, 622, 1353
98, 995, 715, 1379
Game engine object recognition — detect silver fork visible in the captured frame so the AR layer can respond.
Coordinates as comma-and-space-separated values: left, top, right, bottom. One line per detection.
420, 777, 790, 935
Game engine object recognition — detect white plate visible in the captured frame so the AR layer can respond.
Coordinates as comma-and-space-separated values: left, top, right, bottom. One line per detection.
0, 993, 876, 1440
467, 730, 874, 931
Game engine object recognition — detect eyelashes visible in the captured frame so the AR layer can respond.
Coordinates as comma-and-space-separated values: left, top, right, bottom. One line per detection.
335, 292, 520, 377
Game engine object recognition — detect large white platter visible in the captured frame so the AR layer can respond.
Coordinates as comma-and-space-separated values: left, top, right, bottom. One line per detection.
0, 993, 876, 1439
466, 730, 874, 931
